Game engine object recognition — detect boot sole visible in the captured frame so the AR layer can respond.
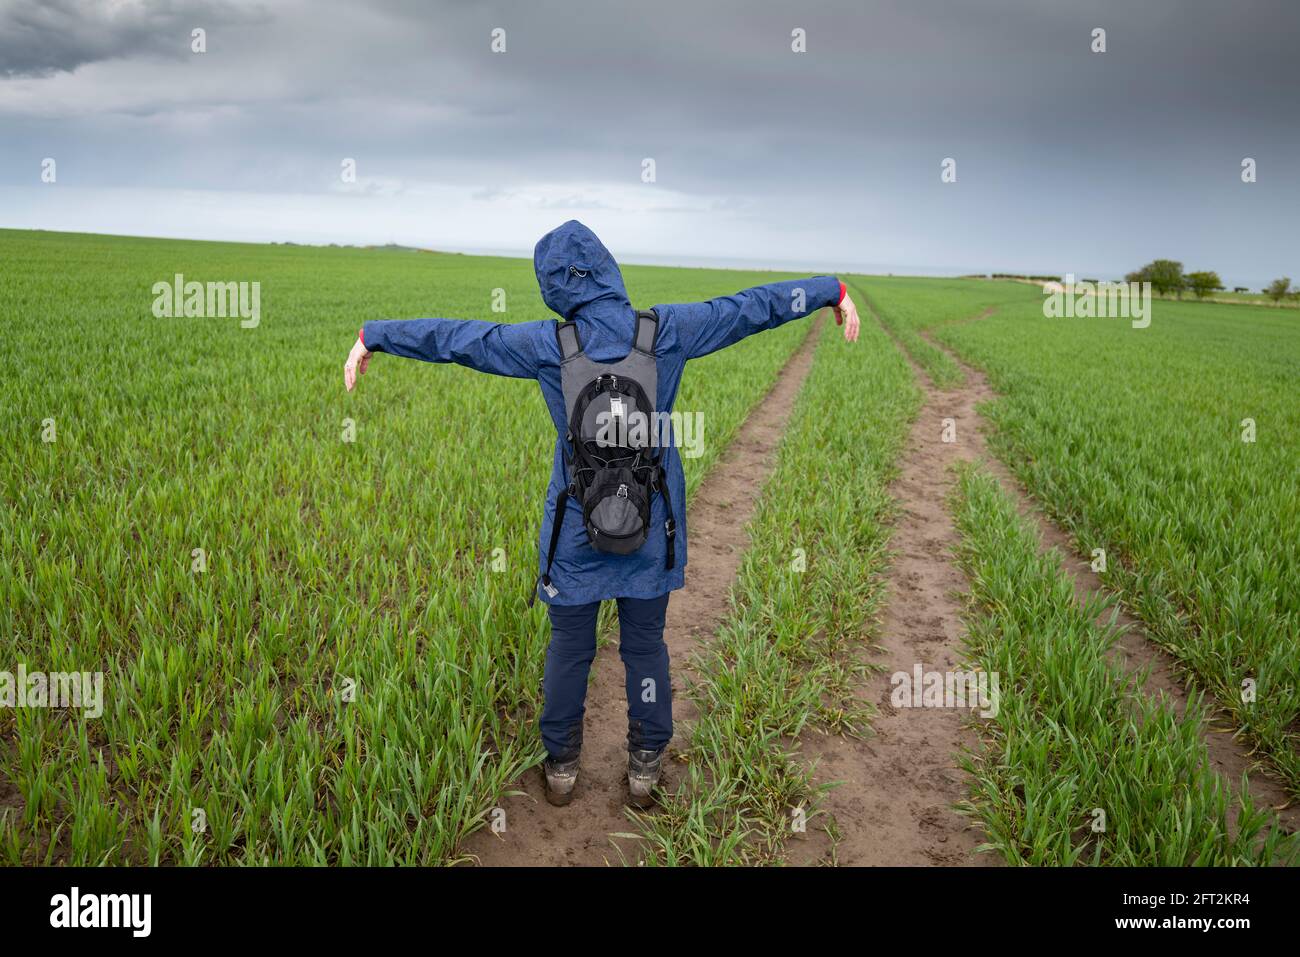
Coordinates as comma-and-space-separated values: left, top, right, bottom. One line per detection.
627, 787, 657, 809
545, 787, 574, 807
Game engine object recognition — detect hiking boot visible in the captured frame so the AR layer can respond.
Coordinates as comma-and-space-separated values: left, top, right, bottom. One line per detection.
627, 748, 664, 808
543, 756, 580, 806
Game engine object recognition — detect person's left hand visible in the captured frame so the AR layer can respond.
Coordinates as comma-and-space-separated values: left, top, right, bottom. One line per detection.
344, 336, 372, 391
834, 291, 861, 343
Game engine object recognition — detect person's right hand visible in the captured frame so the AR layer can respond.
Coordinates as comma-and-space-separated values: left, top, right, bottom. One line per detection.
834, 291, 861, 343
344, 335, 372, 392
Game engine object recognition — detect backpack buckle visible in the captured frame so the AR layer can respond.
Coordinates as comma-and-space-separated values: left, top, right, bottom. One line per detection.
664, 517, 676, 538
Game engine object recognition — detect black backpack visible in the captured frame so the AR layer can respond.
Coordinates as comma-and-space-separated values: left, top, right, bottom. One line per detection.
535, 309, 676, 602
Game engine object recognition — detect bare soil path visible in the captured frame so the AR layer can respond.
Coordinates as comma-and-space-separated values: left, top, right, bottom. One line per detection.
807, 301, 1294, 869
793, 304, 995, 866
471, 295, 1294, 868
466, 314, 827, 866
916, 326, 1299, 835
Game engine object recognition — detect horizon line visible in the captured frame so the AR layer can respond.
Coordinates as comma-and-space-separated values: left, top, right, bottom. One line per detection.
0, 224, 1277, 291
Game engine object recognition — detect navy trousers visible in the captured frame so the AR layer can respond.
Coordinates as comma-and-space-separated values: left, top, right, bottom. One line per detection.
541, 594, 672, 761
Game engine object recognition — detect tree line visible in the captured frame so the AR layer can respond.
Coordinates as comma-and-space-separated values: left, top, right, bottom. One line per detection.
1124, 260, 1296, 303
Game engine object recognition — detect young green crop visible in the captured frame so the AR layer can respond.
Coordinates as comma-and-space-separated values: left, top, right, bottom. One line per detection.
849, 276, 1038, 388
0, 228, 819, 864
933, 297, 1300, 794
951, 464, 1294, 865
632, 309, 919, 864
849, 272, 1300, 797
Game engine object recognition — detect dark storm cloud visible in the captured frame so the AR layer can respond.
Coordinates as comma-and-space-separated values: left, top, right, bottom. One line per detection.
0, 0, 264, 77
1, 0, 1296, 283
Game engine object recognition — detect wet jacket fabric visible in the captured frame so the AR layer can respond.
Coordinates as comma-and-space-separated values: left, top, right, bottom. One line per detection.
362, 220, 842, 605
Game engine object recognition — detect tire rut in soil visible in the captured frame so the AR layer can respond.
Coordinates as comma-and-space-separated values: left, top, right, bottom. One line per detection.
465, 313, 828, 866
915, 324, 1299, 837
789, 298, 995, 866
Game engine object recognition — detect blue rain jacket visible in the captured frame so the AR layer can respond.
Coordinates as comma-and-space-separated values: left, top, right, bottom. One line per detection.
362, 220, 842, 605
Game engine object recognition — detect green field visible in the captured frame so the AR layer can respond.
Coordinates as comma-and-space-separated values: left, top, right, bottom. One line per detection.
867, 274, 1299, 777
0, 229, 816, 864
2, 230, 1297, 865
937, 294, 1300, 794
953, 465, 1291, 864
635, 304, 917, 864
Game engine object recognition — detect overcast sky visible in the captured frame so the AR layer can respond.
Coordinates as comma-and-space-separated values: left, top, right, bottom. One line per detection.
1, 0, 1296, 286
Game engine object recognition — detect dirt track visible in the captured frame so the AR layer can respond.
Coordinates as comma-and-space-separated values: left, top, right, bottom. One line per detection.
915, 325, 1300, 836
790, 312, 993, 865
466, 314, 826, 866
795, 303, 1296, 865
467, 300, 1295, 867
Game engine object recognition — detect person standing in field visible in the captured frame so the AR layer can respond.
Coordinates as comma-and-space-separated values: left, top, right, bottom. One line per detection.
344, 220, 860, 807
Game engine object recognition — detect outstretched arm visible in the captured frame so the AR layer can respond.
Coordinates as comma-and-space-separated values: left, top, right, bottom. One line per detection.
675, 276, 859, 360
344, 317, 545, 391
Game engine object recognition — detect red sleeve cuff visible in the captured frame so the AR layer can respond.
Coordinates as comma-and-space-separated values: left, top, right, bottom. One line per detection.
836, 280, 847, 306
358, 326, 365, 346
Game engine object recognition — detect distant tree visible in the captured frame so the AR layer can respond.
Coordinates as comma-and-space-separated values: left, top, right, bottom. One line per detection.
1186, 271, 1224, 299
1265, 277, 1292, 303
1149, 260, 1186, 297
1126, 259, 1186, 297
1233, 286, 1248, 293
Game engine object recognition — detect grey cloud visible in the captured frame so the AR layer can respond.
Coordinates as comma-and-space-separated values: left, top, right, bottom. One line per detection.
0, 0, 1296, 285
0, 0, 266, 77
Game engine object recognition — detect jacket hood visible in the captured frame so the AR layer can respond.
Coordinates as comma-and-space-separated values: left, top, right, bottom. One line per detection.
533, 220, 631, 323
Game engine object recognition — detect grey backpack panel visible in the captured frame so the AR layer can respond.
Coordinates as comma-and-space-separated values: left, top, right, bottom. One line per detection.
535, 310, 676, 602
558, 325, 657, 415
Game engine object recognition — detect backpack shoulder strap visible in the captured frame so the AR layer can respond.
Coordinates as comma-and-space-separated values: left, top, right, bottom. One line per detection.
633, 309, 659, 355
555, 320, 582, 360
